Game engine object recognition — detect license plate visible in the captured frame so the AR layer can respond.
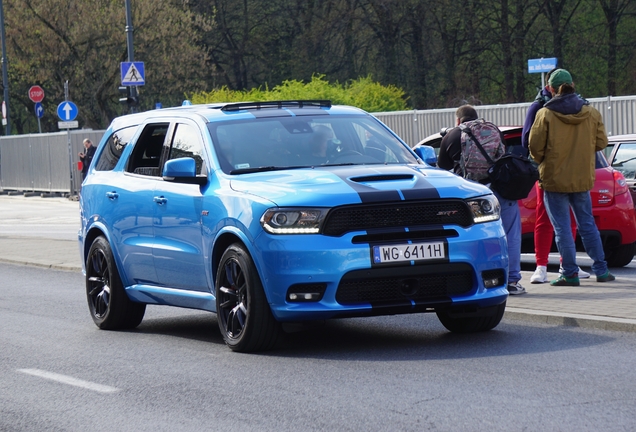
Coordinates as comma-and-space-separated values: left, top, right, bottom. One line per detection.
373, 241, 446, 264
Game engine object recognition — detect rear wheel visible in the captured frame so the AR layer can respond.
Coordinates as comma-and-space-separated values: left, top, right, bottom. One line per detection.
86, 236, 146, 329
215, 243, 281, 352
605, 242, 635, 267
436, 302, 506, 333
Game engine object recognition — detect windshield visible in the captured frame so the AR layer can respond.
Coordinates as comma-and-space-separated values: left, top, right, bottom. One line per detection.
207, 115, 419, 174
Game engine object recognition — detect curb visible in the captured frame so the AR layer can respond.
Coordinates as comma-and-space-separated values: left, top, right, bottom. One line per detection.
0, 257, 81, 272
505, 307, 636, 333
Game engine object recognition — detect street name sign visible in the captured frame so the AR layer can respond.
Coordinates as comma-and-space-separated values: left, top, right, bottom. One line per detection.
528, 58, 557, 74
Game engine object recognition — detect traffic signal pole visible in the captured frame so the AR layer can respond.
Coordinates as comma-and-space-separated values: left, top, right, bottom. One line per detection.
125, 0, 137, 114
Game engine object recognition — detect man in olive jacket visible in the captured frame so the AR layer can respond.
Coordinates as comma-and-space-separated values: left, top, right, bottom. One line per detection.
529, 68, 614, 286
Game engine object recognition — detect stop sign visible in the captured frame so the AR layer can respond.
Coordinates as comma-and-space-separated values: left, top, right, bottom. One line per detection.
28, 85, 45, 103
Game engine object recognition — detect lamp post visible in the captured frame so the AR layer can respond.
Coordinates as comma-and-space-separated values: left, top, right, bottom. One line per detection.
0, 0, 10, 134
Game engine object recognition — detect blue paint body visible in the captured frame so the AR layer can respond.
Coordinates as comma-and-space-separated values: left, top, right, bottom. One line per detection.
79, 102, 508, 324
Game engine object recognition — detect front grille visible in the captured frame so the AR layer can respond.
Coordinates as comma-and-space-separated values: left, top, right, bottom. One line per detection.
336, 263, 474, 305
322, 200, 472, 236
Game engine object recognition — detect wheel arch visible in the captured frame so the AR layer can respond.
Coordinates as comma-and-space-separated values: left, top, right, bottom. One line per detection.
210, 230, 271, 302
83, 224, 127, 284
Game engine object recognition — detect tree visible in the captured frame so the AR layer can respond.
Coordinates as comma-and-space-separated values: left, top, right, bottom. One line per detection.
597, 0, 636, 95
4, 0, 210, 133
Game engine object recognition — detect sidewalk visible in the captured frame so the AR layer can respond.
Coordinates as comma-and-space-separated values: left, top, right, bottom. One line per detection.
1, 194, 635, 332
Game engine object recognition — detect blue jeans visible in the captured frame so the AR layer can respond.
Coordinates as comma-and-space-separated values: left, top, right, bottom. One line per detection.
493, 190, 521, 284
543, 191, 608, 277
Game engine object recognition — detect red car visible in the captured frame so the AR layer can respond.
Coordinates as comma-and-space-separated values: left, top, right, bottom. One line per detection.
416, 126, 636, 267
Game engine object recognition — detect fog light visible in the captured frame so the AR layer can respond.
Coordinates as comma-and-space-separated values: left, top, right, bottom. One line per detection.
484, 278, 500, 288
481, 269, 506, 289
287, 283, 327, 302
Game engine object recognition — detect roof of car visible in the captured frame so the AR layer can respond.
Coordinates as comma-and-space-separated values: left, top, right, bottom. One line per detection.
416, 125, 522, 147
608, 133, 636, 142
108, 100, 367, 131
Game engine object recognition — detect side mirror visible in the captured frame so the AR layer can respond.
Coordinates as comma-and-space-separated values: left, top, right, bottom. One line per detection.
413, 145, 437, 166
163, 157, 207, 185
440, 127, 451, 137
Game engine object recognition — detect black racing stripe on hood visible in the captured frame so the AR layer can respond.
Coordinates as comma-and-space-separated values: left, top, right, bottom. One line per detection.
330, 168, 402, 203
400, 171, 441, 200
329, 165, 441, 202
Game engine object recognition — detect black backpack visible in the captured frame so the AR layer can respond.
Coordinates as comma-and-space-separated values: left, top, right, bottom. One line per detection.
488, 154, 540, 201
462, 126, 539, 201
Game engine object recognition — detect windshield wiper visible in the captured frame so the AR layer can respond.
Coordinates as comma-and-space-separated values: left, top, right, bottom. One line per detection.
230, 165, 312, 174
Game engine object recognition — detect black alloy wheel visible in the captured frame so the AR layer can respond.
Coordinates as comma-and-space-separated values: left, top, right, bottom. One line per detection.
86, 236, 145, 330
216, 243, 280, 352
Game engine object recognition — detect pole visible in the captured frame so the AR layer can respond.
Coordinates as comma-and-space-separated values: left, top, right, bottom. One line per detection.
65, 80, 75, 196
0, 0, 10, 134
124, 0, 137, 113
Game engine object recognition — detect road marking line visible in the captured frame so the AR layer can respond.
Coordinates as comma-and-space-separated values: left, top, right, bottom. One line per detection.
17, 369, 119, 394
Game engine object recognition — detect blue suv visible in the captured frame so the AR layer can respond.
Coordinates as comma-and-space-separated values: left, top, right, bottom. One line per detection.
79, 100, 509, 352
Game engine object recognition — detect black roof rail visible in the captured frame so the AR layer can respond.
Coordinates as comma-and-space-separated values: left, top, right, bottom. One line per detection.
220, 100, 332, 112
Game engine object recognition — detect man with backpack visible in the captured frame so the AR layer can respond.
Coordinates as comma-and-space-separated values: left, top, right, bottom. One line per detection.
438, 105, 526, 295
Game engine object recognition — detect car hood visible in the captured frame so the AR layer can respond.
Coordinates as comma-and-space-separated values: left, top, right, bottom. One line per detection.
229, 164, 490, 207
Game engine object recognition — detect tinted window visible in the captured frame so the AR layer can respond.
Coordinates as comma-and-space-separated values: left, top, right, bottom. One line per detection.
168, 123, 207, 175
94, 126, 138, 171
126, 124, 169, 176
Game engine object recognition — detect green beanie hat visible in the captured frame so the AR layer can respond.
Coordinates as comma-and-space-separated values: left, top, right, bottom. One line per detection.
548, 69, 573, 88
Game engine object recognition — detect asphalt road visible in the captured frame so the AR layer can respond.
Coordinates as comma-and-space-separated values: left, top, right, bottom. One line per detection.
2, 262, 636, 431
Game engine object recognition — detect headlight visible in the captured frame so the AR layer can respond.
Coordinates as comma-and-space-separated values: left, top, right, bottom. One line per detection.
261, 208, 328, 234
466, 195, 500, 223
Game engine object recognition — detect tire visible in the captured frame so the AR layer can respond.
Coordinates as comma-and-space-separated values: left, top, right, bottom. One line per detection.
216, 243, 281, 352
436, 302, 506, 333
86, 236, 146, 330
605, 242, 635, 268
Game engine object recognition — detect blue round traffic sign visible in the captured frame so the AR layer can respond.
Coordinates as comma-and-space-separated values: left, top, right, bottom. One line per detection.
34, 102, 44, 119
57, 101, 78, 121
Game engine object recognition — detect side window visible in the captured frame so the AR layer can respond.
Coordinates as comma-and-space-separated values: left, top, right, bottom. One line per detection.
168, 123, 207, 175
126, 123, 169, 176
94, 125, 138, 171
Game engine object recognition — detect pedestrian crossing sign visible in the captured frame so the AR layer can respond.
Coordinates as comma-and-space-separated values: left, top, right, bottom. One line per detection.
121, 62, 145, 86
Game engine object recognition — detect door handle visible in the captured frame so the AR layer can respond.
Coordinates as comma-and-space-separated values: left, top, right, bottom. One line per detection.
106, 191, 119, 200
153, 196, 167, 205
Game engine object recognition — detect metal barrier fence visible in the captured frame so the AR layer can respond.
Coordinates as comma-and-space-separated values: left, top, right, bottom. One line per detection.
374, 95, 636, 147
0, 130, 105, 195
0, 95, 634, 194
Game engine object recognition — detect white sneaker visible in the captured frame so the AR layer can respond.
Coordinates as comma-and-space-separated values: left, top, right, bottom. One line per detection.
559, 265, 591, 279
577, 268, 590, 279
530, 266, 548, 284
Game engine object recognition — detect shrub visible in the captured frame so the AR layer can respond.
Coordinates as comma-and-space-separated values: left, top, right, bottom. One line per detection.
188, 75, 408, 112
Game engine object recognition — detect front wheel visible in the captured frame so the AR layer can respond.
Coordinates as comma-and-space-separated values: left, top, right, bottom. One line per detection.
215, 243, 281, 352
86, 236, 145, 329
436, 302, 506, 333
